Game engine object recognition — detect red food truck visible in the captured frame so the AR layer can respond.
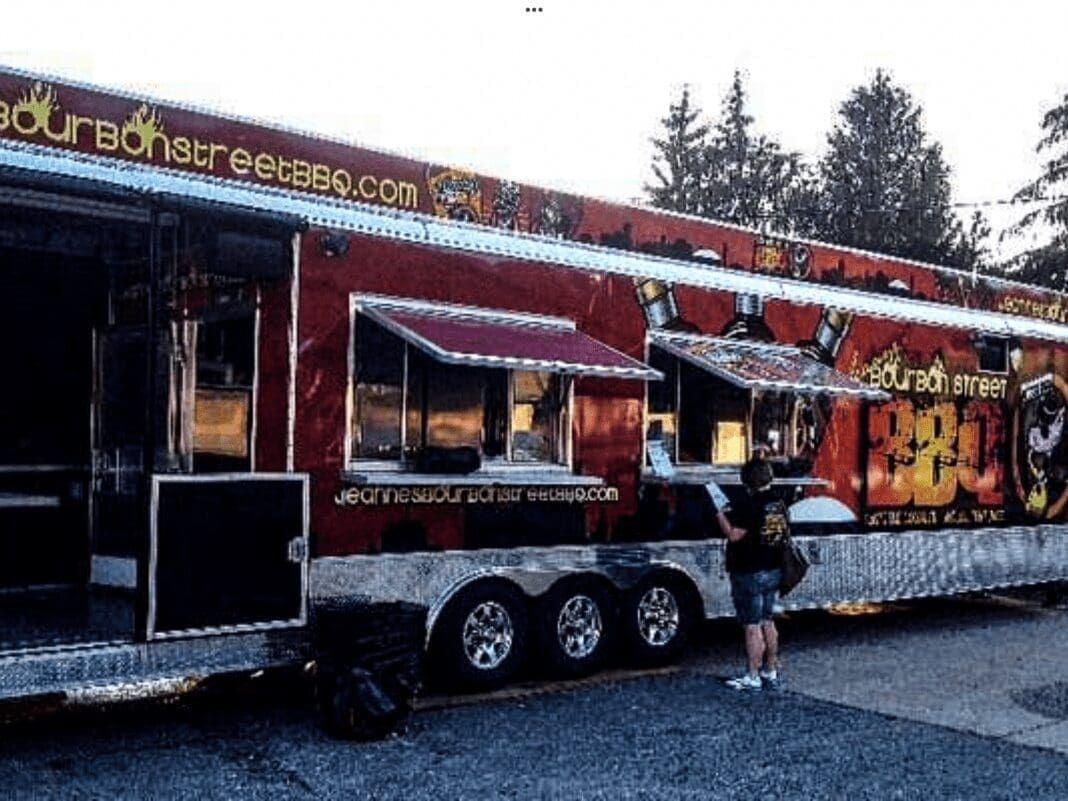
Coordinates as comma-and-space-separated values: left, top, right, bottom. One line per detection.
1, 66, 1067, 701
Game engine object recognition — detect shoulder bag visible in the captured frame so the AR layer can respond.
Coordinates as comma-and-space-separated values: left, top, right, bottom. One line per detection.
779, 535, 811, 597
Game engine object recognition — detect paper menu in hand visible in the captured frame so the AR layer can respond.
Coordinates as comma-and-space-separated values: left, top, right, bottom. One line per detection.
704, 480, 730, 512
646, 440, 675, 479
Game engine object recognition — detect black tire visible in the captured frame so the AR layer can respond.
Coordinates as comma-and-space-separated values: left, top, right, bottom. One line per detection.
536, 577, 617, 679
429, 580, 529, 691
620, 572, 699, 667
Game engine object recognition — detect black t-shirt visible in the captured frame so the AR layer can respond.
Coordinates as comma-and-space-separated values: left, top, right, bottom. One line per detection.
725, 489, 789, 575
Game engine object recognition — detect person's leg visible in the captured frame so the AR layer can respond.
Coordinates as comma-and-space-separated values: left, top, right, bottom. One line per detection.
760, 618, 778, 671
758, 570, 781, 684
727, 574, 765, 689
744, 623, 765, 675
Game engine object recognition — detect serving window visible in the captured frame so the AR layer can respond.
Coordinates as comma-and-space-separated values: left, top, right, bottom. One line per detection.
352, 317, 568, 465
647, 347, 756, 467
645, 331, 889, 477
347, 295, 661, 474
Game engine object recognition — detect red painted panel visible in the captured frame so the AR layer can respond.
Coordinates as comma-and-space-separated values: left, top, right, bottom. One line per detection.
296, 234, 649, 554
254, 278, 291, 472
295, 225, 1068, 555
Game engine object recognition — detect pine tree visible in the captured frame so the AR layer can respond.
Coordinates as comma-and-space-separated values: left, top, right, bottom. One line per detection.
1003, 91, 1068, 289
815, 70, 960, 264
646, 86, 708, 214
701, 72, 817, 234
946, 210, 994, 276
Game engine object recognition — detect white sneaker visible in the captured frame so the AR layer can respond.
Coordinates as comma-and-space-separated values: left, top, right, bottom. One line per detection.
759, 669, 782, 691
725, 673, 762, 691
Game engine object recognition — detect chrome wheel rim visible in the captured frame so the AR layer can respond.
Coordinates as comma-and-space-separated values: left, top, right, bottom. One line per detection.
462, 600, 514, 670
636, 587, 679, 647
556, 594, 603, 659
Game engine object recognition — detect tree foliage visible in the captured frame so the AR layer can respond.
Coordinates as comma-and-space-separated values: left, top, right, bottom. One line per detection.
1003, 91, 1068, 289
701, 72, 817, 234
647, 73, 815, 235
814, 70, 963, 265
646, 85, 707, 215
646, 69, 993, 275
946, 210, 994, 276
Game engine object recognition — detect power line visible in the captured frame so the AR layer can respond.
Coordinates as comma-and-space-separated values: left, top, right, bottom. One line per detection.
951, 193, 1068, 210
741, 193, 1068, 218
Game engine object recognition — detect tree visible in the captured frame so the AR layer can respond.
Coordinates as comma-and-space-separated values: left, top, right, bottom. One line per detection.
815, 70, 961, 264
646, 85, 708, 215
946, 210, 994, 277
646, 72, 816, 235
700, 71, 817, 235
1002, 91, 1068, 289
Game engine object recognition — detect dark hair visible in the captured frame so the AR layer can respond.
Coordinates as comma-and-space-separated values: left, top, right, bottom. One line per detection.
741, 455, 773, 492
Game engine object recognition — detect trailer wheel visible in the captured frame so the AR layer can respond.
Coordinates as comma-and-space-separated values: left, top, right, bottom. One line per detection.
537, 577, 617, 678
621, 572, 699, 667
431, 580, 529, 691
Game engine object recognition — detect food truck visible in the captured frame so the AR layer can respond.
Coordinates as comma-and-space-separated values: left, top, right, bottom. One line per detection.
1, 65, 1068, 701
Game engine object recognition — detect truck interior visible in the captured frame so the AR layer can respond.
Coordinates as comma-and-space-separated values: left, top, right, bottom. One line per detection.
0, 195, 149, 651
0, 175, 303, 654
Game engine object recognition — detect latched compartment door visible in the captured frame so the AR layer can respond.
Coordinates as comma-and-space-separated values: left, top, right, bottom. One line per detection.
148, 474, 308, 638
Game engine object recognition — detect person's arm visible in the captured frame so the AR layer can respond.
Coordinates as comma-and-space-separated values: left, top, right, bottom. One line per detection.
716, 510, 747, 542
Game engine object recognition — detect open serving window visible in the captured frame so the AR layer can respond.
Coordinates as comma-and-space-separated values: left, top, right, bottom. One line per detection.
347, 294, 660, 482
646, 330, 888, 484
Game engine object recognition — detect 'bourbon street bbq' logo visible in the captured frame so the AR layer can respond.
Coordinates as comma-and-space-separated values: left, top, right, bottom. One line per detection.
1013, 373, 1068, 519
0, 81, 419, 210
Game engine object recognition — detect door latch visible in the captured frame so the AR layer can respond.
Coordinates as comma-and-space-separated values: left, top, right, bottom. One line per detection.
287, 537, 307, 564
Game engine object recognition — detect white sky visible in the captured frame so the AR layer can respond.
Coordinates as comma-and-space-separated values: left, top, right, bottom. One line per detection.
2, 0, 1065, 257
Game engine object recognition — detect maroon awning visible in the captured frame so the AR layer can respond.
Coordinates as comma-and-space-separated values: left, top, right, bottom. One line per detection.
356, 296, 661, 381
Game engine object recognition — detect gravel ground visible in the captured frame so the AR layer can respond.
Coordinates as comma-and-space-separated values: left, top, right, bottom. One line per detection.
1, 663, 1067, 800
3, 594, 1068, 800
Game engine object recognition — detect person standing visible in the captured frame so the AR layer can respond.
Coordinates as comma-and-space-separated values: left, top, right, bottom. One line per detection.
715, 454, 788, 691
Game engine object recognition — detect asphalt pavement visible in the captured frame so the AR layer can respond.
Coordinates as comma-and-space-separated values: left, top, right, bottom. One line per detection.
0, 593, 1066, 800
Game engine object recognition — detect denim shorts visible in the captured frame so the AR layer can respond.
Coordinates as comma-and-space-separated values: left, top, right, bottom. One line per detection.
730, 568, 782, 625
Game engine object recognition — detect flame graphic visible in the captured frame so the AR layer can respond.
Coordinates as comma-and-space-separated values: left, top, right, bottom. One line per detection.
13, 82, 59, 129
122, 103, 165, 145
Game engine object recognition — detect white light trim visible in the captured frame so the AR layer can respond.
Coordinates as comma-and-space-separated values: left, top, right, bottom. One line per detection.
1, 62, 1047, 307
353, 292, 576, 331
4, 141, 1068, 344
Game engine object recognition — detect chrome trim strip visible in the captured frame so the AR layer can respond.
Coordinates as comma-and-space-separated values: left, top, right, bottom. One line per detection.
0, 493, 61, 508
311, 524, 1068, 648
345, 293, 357, 467
353, 292, 577, 330
4, 140, 1068, 344
1, 62, 1054, 310
286, 233, 300, 473
340, 469, 605, 487
0, 629, 308, 702
147, 476, 160, 639
0, 464, 87, 473
301, 474, 310, 626
147, 618, 304, 641
0, 185, 149, 222
250, 286, 261, 471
